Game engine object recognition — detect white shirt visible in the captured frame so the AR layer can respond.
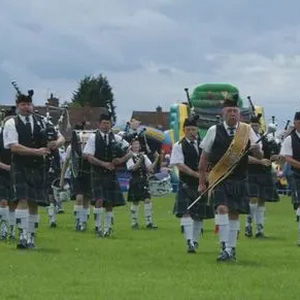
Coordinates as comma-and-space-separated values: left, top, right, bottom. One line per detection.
126, 153, 152, 170
280, 131, 300, 157
83, 131, 129, 156
3, 115, 62, 149
200, 121, 261, 154
170, 138, 201, 166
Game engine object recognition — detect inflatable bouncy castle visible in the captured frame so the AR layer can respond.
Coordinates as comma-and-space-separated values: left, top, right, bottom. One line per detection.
169, 83, 267, 191
170, 83, 266, 141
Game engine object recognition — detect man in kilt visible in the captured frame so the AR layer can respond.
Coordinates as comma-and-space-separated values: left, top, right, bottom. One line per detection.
0, 110, 17, 240
170, 116, 214, 254
3, 91, 65, 249
245, 115, 280, 238
83, 113, 131, 238
280, 112, 300, 245
199, 95, 262, 261
62, 129, 92, 232
126, 138, 158, 230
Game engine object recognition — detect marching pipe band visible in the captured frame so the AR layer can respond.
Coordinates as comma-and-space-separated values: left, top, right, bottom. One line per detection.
2, 82, 299, 263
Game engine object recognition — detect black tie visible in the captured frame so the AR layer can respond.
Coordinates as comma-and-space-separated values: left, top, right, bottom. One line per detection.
25, 116, 32, 134
190, 140, 198, 154
104, 134, 107, 145
228, 127, 235, 136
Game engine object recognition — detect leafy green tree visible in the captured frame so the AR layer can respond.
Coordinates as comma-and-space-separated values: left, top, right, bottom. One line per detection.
70, 74, 116, 123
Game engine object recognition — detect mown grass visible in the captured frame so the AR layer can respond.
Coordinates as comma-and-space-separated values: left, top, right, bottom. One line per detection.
0, 195, 298, 300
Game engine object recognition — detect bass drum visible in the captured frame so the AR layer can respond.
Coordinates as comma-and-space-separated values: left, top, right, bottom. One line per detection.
71, 130, 96, 178
148, 172, 173, 197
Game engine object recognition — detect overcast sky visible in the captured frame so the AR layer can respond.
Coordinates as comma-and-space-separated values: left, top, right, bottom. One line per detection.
1, 0, 299, 126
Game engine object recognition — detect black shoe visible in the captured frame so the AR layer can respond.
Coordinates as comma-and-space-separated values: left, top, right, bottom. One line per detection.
296, 216, 300, 222
245, 226, 253, 237
103, 228, 112, 237
187, 240, 196, 253
146, 223, 158, 230
79, 222, 87, 232
217, 250, 235, 262
95, 227, 103, 238
27, 234, 35, 249
255, 224, 264, 238
132, 223, 139, 230
194, 241, 199, 249
17, 238, 27, 249
50, 221, 57, 228
255, 231, 265, 238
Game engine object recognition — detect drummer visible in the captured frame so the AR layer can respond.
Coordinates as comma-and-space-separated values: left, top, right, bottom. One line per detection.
126, 137, 158, 230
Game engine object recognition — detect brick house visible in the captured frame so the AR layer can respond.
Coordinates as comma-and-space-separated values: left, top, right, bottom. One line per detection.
131, 106, 170, 131
0, 94, 107, 130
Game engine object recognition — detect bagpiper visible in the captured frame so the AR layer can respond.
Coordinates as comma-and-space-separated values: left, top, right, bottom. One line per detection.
3, 90, 65, 249
83, 113, 132, 238
245, 115, 280, 238
199, 94, 262, 261
170, 116, 214, 253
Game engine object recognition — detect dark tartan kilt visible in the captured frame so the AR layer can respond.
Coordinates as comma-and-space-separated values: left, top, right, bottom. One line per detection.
11, 163, 49, 207
72, 171, 91, 199
127, 177, 150, 202
210, 177, 250, 214
290, 173, 300, 205
90, 170, 125, 208
248, 171, 279, 202
174, 182, 215, 221
0, 172, 12, 201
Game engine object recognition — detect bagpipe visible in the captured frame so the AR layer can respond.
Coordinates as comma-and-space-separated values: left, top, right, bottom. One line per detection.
11, 80, 71, 143
247, 96, 281, 157
123, 123, 152, 155
71, 127, 130, 178
70, 129, 96, 178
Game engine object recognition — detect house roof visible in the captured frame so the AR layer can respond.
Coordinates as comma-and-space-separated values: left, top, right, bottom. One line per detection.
131, 110, 169, 130
0, 105, 107, 130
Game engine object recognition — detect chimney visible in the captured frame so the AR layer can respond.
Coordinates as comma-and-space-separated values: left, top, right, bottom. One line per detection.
156, 106, 162, 113
46, 93, 59, 107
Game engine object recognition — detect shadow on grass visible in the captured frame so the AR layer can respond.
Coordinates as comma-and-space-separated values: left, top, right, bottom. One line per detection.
251, 235, 287, 241
233, 259, 268, 267
32, 247, 62, 254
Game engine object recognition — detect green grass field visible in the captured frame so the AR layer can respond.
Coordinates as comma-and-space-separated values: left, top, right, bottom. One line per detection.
0, 195, 299, 300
